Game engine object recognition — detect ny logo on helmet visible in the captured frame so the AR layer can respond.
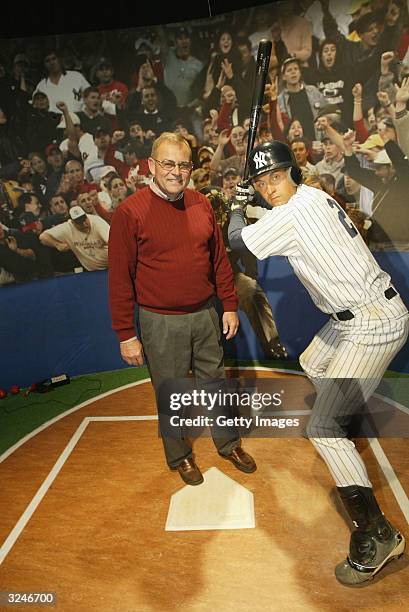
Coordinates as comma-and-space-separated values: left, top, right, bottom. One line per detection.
253, 151, 268, 170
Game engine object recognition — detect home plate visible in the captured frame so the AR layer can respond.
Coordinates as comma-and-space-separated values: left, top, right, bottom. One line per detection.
165, 467, 255, 531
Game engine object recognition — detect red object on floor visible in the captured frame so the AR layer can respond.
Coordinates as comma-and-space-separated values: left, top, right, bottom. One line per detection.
23, 383, 37, 397
0, 389, 7, 399
10, 384, 20, 395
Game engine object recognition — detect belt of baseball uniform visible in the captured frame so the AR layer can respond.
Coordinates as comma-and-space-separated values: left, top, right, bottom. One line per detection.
331, 286, 398, 321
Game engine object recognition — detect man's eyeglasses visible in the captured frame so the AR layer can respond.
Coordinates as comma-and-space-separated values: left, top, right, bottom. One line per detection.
152, 158, 193, 173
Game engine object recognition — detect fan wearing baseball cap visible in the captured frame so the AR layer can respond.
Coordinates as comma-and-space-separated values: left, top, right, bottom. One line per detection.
26, 92, 61, 153
45, 143, 63, 167
56, 101, 99, 164
342, 127, 409, 250
94, 57, 129, 105
39, 205, 109, 271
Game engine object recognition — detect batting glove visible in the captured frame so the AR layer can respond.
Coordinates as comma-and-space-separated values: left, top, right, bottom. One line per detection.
231, 181, 255, 210
253, 191, 273, 210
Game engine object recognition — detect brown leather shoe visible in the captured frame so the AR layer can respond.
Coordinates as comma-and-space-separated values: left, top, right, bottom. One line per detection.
175, 457, 204, 486
220, 446, 257, 473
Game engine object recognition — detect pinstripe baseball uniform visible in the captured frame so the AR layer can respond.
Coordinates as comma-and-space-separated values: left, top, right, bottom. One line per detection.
241, 183, 409, 487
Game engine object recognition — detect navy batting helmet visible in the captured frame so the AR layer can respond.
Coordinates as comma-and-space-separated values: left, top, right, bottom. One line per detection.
248, 140, 302, 184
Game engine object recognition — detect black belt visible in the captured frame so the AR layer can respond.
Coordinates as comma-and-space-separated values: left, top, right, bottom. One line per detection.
331, 287, 397, 321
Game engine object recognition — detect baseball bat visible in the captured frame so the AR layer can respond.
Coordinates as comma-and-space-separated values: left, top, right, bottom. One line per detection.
243, 39, 272, 181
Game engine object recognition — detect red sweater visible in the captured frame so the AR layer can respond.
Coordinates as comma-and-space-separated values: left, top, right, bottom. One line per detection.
108, 186, 238, 342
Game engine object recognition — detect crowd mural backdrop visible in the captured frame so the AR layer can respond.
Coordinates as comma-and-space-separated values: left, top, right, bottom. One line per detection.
1, 0, 409, 289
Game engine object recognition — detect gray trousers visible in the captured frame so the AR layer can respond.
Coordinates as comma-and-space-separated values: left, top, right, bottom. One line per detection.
139, 299, 240, 467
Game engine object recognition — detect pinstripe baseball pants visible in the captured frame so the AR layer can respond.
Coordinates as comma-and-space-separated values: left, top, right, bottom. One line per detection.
300, 291, 409, 488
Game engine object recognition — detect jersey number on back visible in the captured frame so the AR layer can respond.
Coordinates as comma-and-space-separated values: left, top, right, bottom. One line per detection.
326, 198, 358, 238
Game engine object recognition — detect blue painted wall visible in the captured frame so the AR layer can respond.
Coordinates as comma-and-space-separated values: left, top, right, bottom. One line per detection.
1, 253, 409, 389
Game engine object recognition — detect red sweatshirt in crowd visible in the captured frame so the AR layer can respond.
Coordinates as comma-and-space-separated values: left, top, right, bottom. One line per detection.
108, 186, 238, 342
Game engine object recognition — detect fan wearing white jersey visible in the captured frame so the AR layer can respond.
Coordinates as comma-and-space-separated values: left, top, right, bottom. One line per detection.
228, 140, 409, 586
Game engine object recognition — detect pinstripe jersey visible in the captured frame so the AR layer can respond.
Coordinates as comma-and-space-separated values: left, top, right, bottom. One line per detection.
242, 184, 395, 315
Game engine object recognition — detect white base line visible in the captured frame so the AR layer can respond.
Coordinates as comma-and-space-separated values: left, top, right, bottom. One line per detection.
368, 438, 409, 524
373, 392, 409, 416
0, 378, 151, 463
0, 417, 88, 565
0, 368, 291, 463
1, 367, 408, 567
0, 415, 158, 566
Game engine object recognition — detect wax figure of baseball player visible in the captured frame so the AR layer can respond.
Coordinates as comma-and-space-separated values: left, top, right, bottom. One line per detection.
228, 140, 408, 585
108, 132, 256, 487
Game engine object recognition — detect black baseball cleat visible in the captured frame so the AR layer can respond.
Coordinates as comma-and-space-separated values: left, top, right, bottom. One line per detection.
335, 518, 405, 586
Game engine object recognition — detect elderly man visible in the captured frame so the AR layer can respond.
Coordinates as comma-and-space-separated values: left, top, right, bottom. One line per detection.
108, 131, 256, 486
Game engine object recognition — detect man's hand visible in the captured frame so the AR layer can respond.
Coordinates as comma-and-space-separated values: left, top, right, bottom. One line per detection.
179, 126, 197, 147
315, 115, 330, 131
218, 128, 231, 148
126, 167, 145, 192
381, 51, 395, 75
353, 144, 379, 161
216, 69, 226, 90
6, 236, 18, 252
221, 58, 233, 80
120, 338, 144, 366
222, 312, 239, 340
55, 241, 71, 252
394, 76, 409, 111
108, 90, 124, 106
56, 100, 68, 113
352, 83, 362, 100
265, 76, 278, 102
209, 108, 219, 128
232, 181, 254, 210
342, 128, 356, 155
